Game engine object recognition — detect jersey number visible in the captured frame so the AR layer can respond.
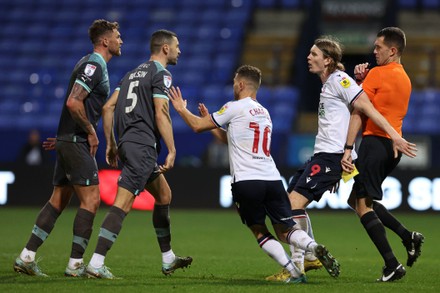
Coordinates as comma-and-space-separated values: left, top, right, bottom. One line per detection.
249, 122, 271, 156
125, 80, 139, 113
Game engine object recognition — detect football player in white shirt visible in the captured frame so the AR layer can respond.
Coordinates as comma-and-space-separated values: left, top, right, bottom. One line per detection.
267, 36, 416, 281
168, 65, 340, 283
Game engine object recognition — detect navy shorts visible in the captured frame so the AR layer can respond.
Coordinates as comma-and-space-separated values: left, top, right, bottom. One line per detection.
287, 152, 343, 202
231, 180, 295, 227
118, 142, 160, 196
53, 140, 99, 186
353, 135, 401, 200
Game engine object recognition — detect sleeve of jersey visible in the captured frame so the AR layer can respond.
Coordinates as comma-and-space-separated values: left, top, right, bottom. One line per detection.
361, 68, 381, 101
210, 102, 235, 128
337, 73, 364, 105
75, 62, 103, 93
152, 71, 172, 100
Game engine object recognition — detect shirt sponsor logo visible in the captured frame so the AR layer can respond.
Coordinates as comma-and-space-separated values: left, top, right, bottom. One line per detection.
84, 64, 97, 77
340, 77, 350, 88
216, 105, 228, 115
163, 75, 172, 88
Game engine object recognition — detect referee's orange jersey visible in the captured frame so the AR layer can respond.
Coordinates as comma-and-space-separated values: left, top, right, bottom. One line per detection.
362, 62, 411, 138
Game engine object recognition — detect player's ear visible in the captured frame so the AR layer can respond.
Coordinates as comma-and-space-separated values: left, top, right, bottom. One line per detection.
162, 43, 170, 55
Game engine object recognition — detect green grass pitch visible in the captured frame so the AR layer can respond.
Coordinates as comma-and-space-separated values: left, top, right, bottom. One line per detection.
0, 207, 438, 292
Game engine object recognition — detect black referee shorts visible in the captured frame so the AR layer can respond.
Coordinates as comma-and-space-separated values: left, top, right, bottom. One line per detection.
353, 135, 401, 200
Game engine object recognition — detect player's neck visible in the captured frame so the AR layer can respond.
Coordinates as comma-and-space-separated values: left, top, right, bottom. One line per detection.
150, 55, 167, 68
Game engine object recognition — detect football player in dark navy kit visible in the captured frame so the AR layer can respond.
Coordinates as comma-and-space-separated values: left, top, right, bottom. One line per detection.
86, 29, 192, 279
14, 19, 122, 277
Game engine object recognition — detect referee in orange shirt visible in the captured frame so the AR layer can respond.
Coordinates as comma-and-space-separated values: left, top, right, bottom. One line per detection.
341, 27, 423, 282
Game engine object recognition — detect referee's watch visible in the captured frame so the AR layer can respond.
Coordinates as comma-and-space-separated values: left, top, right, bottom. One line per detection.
344, 143, 354, 150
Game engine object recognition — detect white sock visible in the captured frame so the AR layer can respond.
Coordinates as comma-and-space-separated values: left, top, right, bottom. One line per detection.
162, 249, 175, 264
68, 258, 83, 269
260, 237, 301, 278
287, 229, 317, 251
89, 253, 105, 269
20, 248, 36, 262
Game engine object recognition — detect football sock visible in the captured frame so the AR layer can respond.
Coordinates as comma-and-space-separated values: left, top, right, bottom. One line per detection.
305, 211, 315, 239
94, 206, 126, 257
360, 211, 399, 269
25, 202, 61, 252
162, 249, 176, 264
258, 233, 300, 278
70, 208, 95, 258
291, 209, 308, 264
19, 248, 36, 262
286, 228, 317, 252
373, 201, 412, 243
153, 204, 171, 253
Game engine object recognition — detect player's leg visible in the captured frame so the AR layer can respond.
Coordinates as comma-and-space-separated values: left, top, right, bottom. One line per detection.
146, 173, 192, 275
86, 186, 134, 279
303, 212, 323, 271
14, 185, 73, 277
355, 196, 406, 281
252, 225, 306, 283
231, 180, 305, 283
64, 184, 100, 277
289, 191, 311, 274
373, 201, 424, 267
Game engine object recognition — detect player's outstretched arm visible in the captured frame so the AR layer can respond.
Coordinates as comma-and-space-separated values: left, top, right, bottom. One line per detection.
353, 92, 417, 158
168, 86, 216, 133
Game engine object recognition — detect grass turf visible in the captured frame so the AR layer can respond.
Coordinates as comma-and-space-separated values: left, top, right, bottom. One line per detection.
0, 207, 438, 292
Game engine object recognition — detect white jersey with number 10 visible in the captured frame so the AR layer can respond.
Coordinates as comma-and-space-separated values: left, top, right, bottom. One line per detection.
211, 97, 281, 183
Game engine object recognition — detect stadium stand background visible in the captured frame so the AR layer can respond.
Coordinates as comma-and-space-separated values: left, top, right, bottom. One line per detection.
0, 0, 439, 169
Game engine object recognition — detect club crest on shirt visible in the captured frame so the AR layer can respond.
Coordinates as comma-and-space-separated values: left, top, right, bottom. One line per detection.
84, 64, 97, 77
163, 75, 172, 88
340, 77, 351, 88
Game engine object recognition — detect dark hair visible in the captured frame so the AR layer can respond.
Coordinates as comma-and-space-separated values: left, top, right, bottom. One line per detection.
88, 19, 119, 45
150, 29, 178, 54
377, 27, 406, 55
236, 65, 262, 90
314, 36, 345, 73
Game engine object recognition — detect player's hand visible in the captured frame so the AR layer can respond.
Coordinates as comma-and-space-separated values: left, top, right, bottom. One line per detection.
167, 86, 187, 112
106, 144, 118, 168
392, 137, 417, 158
354, 62, 369, 82
198, 103, 209, 117
341, 150, 355, 173
42, 137, 56, 151
88, 132, 99, 157
159, 151, 176, 173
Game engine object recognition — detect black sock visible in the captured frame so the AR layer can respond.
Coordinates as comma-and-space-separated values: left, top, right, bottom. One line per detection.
26, 202, 61, 251
153, 204, 171, 252
373, 201, 412, 243
70, 208, 95, 258
95, 206, 126, 256
360, 211, 399, 269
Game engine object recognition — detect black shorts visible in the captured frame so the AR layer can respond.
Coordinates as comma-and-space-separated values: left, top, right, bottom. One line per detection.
287, 153, 343, 202
353, 135, 401, 200
118, 141, 160, 196
53, 140, 99, 186
231, 180, 295, 227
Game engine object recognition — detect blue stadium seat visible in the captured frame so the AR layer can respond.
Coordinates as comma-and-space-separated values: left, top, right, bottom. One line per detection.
398, 0, 417, 9
422, 0, 440, 8
256, 0, 277, 8
272, 86, 299, 103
